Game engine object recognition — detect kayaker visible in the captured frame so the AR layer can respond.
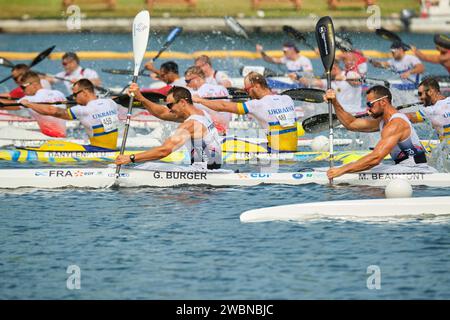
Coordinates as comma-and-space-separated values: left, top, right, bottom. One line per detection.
194, 55, 232, 88
325, 85, 437, 179
411, 34, 450, 74
370, 41, 425, 88
184, 66, 231, 134
192, 71, 298, 153
404, 78, 450, 145
6, 71, 67, 138
115, 85, 223, 170
20, 78, 122, 150
256, 41, 313, 79
143, 61, 187, 95
50, 52, 101, 95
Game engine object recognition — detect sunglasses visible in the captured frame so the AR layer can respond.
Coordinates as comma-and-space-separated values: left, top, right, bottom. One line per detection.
20, 82, 33, 90
417, 89, 428, 97
366, 95, 388, 109
72, 89, 84, 98
184, 76, 198, 84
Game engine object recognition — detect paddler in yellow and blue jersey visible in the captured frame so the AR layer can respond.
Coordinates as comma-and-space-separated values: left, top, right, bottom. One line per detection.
192, 72, 298, 153
20, 78, 124, 151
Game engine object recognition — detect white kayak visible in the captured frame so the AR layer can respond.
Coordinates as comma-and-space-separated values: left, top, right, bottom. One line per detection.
0, 168, 449, 189
240, 196, 450, 223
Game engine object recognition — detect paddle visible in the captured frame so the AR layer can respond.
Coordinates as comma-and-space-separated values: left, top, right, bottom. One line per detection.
225, 16, 284, 72
0, 46, 55, 85
282, 25, 315, 51
302, 102, 422, 133
335, 35, 353, 52
151, 26, 183, 62
315, 16, 336, 172
115, 10, 151, 180
0, 57, 15, 69
102, 68, 150, 76
375, 27, 411, 49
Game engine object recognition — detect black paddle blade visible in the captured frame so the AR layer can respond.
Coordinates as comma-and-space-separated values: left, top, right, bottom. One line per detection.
224, 16, 249, 40
315, 16, 336, 74
29, 45, 55, 68
113, 91, 166, 108
282, 88, 325, 103
375, 27, 401, 42
0, 57, 15, 68
302, 113, 340, 134
282, 25, 315, 50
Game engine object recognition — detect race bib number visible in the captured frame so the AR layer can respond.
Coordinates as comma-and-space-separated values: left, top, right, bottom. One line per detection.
101, 115, 119, 132
276, 113, 296, 127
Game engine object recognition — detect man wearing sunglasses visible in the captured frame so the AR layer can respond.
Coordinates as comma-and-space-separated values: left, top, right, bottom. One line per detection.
256, 41, 313, 79
0, 64, 52, 100
115, 85, 222, 171
184, 66, 230, 134
193, 72, 298, 153
144, 61, 186, 95
325, 85, 437, 179
51, 52, 101, 95
370, 41, 424, 88
21, 78, 122, 151
404, 78, 450, 145
4, 71, 67, 138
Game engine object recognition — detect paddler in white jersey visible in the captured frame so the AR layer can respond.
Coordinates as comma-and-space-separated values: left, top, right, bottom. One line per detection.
404, 78, 450, 145
370, 41, 425, 88
325, 85, 437, 179
1, 71, 67, 138
194, 55, 232, 88
115, 86, 223, 171
193, 71, 298, 153
184, 66, 231, 135
20, 79, 122, 151
50, 52, 101, 95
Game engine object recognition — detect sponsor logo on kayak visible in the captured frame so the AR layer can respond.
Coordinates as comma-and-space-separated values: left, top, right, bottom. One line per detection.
152, 171, 207, 180
358, 173, 425, 180
107, 173, 130, 178
249, 173, 271, 178
292, 173, 303, 179
34, 171, 48, 177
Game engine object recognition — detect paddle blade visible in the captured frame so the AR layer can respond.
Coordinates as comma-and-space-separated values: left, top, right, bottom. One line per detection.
283, 25, 314, 50
224, 16, 249, 40
132, 10, 151, 77
113, 91, 166, 108
102, 68, 148, 76
166, 26, 183, 44
29, 45, 55, 68
282, 88, 325, 103
302, 113, 340, 134
0, 57, 15, 68
315, 16, 336, 74
335, 35, 353, 52
375, 27, 401, 42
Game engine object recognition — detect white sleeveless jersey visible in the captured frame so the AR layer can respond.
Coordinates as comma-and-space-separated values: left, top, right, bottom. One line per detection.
185, 110, 222, 165
19, 88, 67, 137
379, 113, 426, 164
417, 97, 450, 143
321, 77, 363, 113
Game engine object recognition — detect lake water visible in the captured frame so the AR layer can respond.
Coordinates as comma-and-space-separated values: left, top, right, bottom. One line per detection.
0, 31, 449, 300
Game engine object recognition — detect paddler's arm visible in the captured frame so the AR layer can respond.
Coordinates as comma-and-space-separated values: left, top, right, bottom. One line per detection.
404, 111, 424, 124
402, 62, 425, 79
193, 95, 240, 114
369, 59, 389, 69
324, 89, 380, 132
411, 46, 441, 64
115, 121, 192, 165
0, 98, 21, 110
128, 83, 182, 122
256, 44, 281, 64
18, 100, 71, 120
327, 119, 405, 179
